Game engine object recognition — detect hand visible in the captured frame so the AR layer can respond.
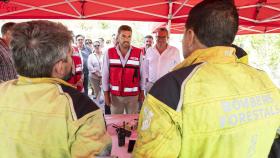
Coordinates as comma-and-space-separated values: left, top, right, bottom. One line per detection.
93, 71, 101, 77
76, 79, 83, 87
104, 91, 111, 106
96, 71, 102, 77
138, 90, 145, 102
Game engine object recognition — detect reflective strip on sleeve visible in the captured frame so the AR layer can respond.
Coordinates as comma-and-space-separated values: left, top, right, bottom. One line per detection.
111, 86, 119, 91
127, 60, 140, 66
124, 87, 138, 92
109, 59, 121, 64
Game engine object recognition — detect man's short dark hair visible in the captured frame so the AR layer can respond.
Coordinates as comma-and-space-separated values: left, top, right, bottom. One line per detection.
117, 25, 132, 34
11, 20, 73, 78
145, 35, 153, 40
98, 37, 104, 42
85, 39, 92, 45
185, 0, 238, 47
75, 34, 84, 40
1, 22, 15, 36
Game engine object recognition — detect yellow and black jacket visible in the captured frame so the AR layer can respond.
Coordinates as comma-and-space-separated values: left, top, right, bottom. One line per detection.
133, 46, 280, 158
0, 77, 111, 158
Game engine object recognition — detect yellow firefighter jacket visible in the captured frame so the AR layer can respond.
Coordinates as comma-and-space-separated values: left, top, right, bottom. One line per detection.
133, 46, 280, 158
0, 77, 111, 158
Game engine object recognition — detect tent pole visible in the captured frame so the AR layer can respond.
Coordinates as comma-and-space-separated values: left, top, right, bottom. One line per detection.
167, 0, 173, 34
172, 0, 190, 17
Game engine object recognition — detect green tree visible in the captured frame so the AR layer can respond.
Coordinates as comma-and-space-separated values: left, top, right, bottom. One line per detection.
234, 34, 280, 87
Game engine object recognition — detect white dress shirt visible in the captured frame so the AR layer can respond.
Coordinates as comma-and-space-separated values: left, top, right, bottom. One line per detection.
144, 45, 181, 83
102, 46, 145, 91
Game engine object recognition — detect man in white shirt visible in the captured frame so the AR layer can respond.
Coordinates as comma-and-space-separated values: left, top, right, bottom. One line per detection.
141, 35, 154, 56
102, 25, 145, 114
144, 27, 181, 92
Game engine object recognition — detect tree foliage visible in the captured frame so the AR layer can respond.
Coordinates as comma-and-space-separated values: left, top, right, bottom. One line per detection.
234, 34, 280, 87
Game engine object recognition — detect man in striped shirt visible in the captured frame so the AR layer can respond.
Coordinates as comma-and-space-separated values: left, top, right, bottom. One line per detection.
0, 22, 17, 82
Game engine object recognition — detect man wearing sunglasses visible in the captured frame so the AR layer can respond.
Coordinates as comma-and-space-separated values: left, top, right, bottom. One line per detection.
76, 34, 92, 96
85, 38, 93, 50
88, 40, 104, 104
102, 25, 145, 114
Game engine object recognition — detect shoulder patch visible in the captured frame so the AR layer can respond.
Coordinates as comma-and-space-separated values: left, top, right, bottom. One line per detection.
149, 63, 202, 110
60, 85, 99, 119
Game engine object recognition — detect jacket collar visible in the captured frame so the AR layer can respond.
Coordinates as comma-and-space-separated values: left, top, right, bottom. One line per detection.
17, 76, 75, 88
174, 46, 237, 71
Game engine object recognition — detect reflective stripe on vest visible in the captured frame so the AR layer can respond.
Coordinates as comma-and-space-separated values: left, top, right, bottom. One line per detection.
109, 59, 121, 64
111, 85, 119, 91
124, 87, 138, 92
127, 60, 140, 66
108, 46, 141, 96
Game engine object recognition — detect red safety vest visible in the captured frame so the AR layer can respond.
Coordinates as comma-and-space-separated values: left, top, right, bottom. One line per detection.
67, 54, 83, 92
108, 47, 141, 96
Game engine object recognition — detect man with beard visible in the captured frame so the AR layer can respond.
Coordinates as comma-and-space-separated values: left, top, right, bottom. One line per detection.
0, 22, 17, 82
0, 20, 111, 158
102, 25, 145, 114
133, 0, 280, 157
141, 35, 154, 56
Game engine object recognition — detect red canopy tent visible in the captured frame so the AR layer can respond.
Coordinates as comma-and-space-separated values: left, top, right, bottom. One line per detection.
153, 0, 280, 34
153, 22, 280, 34
0, 0, 171, 21
0, 0, 279, 34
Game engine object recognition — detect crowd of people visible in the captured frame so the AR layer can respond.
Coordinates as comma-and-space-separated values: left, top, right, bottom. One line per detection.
55, 24, 182, 115
0, 0, 280, 157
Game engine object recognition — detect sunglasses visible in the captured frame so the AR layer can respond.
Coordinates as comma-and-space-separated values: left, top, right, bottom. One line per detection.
156, 36, 167, 39
86, 42, 92, 44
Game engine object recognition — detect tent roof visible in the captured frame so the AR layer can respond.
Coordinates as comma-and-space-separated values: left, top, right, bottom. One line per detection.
0, 0, 170, 21
154, 23, 280, 35
153, 0, 280, 34
0, 0, 279, 34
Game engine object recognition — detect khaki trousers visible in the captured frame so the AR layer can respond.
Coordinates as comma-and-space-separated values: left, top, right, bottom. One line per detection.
110, 95, 139, 114
89, 76, 101, 100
